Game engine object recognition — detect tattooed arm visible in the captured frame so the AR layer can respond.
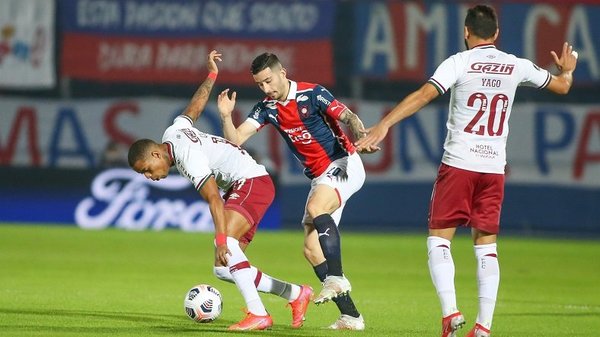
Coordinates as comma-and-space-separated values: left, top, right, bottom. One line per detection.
183, 50, 222, 123
339, 108, 367, 142
339, 108, 380, 153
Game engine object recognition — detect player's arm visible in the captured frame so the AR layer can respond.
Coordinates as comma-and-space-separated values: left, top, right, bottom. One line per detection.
182, 50, 222, 124
355, 82, 439, 152
545, 42, 578, 95
338, 108, 365, 141
338, 108, 378, 153
198, 176, 231, 265
217, 89, 258, 145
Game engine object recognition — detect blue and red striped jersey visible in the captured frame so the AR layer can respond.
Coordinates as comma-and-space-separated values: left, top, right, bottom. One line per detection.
246, 81, 355, 179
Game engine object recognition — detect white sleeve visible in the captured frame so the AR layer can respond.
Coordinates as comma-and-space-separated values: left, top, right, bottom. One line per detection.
517, 58, 551, 89
428, 55, 461, 95
176, 142, 213, 191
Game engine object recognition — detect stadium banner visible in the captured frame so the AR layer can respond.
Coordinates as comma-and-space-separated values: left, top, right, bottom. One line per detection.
59, 0, 335, 85
0, 166, 282, 231
1, 97, 599, 188
353, 2, 600, 84
1, 97, 599, 232
0, 0, 55, 88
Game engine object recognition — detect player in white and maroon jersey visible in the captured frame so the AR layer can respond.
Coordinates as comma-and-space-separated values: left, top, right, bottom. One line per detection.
217, 53, 378, 330
128, 51, 313, 331
356, 5, 577, 337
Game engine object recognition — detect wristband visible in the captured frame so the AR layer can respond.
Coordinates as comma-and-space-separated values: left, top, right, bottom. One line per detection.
215, 233, 227, 246
207, 72, 217, 81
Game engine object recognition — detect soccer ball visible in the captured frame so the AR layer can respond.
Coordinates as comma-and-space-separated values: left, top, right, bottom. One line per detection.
183, 284, 223, 323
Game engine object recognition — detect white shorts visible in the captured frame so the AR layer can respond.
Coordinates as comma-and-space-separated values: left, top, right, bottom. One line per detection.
302, 152, 365, 226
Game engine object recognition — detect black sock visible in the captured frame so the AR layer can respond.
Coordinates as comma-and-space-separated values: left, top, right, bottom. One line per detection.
313, 214, 343, 276
313, 261, 360, 318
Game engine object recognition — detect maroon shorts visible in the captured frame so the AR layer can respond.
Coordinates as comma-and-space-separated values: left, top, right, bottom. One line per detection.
428, 163, 504, 234
223, 175, 274, 244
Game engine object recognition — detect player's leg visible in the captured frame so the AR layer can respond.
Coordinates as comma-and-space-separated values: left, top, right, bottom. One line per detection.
213, 235, 310, 329
220, 175, 310, 329
218, 177, 273, 330
428, 164, 475, 336
216, 211, 270, 325
428, 227, 465, 337
465, 229, 496, 337
468, 173, 503, 336
310, 153, 365, 304
307, 184, 355, 305
304, 224, 364, 330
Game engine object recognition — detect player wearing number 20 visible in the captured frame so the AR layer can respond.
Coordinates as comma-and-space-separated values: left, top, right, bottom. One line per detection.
356, 5, 577, 337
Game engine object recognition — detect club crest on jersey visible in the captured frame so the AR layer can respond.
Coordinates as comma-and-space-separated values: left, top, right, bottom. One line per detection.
468, 62, 514, 75
299, 106, 309, 119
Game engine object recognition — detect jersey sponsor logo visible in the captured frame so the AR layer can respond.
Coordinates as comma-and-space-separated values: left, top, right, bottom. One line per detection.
176, 160, 196, 183
469, 144, 499, 160
285, 127, 313, 144
316, 94, 331, 106
252, 106, 261, 120
468, 62, 514, 75
179, 128, 200, 143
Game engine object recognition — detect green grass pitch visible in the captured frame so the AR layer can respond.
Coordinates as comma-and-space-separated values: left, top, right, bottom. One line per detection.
0, 224, 599, 336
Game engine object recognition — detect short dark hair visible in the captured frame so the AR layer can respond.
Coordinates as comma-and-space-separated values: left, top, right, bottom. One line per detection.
465, 5, 498, 39
251, 53, 281, 75
128, 139, 155, 167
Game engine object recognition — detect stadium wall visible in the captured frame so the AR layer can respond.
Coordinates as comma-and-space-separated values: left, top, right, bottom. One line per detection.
1, 98, 599, 235
1, 167, 598, 236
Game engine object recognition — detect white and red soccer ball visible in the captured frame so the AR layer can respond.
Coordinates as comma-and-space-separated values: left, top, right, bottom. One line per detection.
184, 284, 223, 323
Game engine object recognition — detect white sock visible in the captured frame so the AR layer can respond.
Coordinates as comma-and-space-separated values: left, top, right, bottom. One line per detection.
213, 265, 301, 301
474, 243, 499, 330
427, 236, 458, 317
226, 237, 267, 316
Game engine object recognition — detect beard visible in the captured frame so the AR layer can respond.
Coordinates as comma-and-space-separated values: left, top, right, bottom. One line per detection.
464, 39, 469, 50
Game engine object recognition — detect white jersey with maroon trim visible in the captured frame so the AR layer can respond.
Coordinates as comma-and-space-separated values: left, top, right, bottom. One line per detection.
161, 115, 268, 191
428, 44, 551, 174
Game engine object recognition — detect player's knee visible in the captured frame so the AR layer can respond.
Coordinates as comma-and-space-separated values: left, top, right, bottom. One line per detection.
305, 202, 323, 219
306, 199, 337, 219
213, 266, 234, 283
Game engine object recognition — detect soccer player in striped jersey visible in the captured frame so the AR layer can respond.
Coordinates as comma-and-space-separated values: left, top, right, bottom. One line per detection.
356, 5, 577, 337
217, 53, 378, 330
128, 50, 313, 331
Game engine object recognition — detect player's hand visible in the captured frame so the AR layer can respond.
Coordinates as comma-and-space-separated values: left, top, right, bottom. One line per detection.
357, 128, 381, 154
551, 42, 577, 73
216, 244, 230, 266
358, 145, 381, 154
207, 50, 222, 74
217, 89, 237, 119
355, 124, 388, 153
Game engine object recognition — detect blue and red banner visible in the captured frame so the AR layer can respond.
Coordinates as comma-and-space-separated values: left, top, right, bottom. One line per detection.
60, 0, 335, 85
353, 2, 600, 85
